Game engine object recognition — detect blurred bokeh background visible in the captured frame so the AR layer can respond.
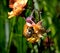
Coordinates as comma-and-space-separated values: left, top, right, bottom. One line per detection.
0, 0, 60, 53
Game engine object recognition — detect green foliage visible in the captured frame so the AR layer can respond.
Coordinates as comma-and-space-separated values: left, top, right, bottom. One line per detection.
0, 0, 60, 53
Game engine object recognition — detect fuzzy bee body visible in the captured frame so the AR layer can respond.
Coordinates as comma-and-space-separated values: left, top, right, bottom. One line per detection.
23, 21, 46, 43
23, 23, 34, 38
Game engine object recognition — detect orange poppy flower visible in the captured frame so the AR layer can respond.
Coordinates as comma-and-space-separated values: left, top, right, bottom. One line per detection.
8, 0, 28, 18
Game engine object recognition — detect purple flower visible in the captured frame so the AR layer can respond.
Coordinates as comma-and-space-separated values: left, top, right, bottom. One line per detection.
26, 16, 35, 24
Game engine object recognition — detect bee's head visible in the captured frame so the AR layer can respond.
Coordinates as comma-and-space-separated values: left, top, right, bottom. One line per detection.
26, 27, 34, 38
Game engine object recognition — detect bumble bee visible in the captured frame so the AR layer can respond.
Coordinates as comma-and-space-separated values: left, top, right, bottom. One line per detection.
23, 21, 45, 43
